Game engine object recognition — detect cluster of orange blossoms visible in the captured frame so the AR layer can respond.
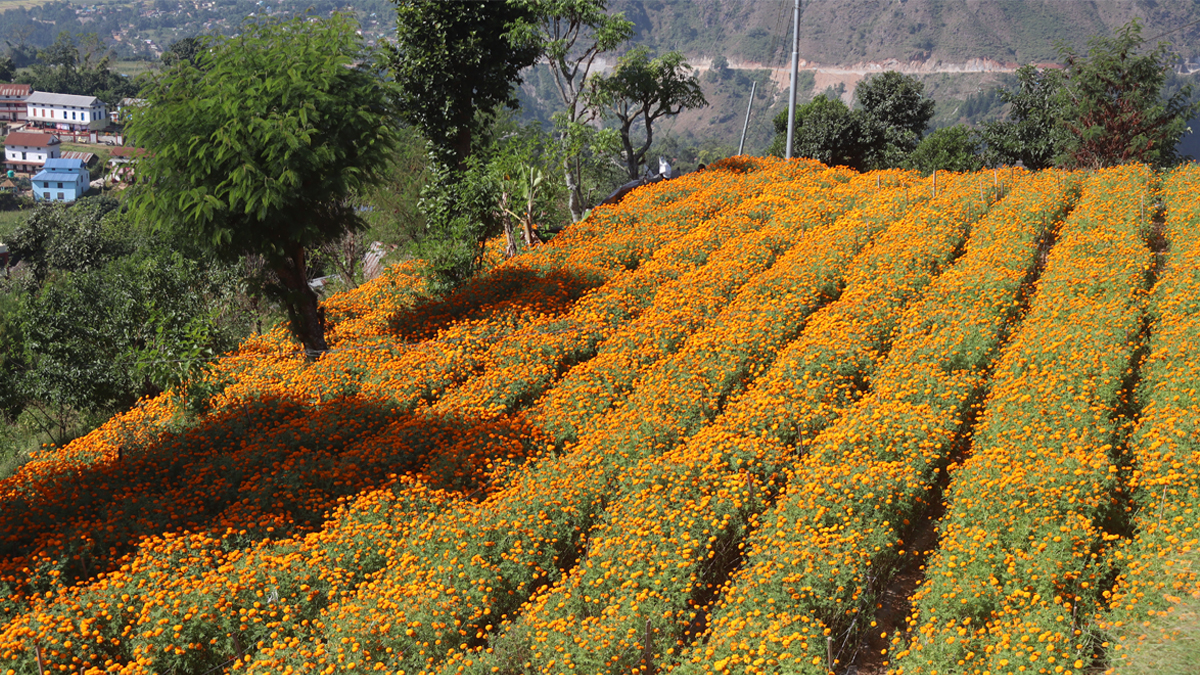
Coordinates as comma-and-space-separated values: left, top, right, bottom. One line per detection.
0, 159, 1197, 675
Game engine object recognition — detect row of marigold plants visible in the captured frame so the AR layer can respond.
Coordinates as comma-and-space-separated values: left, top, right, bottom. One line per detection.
0, 158, 798, 674
892, 164, 1157, 674
435, 169, 1003, 674
231, 165, 898, 674
1100, 165, 1200, 667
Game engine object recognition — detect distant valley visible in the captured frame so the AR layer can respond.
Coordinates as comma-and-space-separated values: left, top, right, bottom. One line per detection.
5, 0, 1197, 154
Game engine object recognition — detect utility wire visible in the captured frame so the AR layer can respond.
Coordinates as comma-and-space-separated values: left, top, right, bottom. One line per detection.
1146, 16, 1200, 45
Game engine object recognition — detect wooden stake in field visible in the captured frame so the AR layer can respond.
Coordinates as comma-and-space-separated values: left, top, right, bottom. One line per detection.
640, 618, 655, 673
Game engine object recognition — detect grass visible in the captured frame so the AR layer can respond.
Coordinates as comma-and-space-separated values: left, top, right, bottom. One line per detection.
0, 0, 61, 11
61, 141, 113, 168
1112, 579, 1200, 675
112, 60, 157, 78
0, 208, 28, 241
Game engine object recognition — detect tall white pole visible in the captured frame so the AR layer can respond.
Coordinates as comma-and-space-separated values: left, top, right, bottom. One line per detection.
738, 80, 756, 156
784, 0, 802, 159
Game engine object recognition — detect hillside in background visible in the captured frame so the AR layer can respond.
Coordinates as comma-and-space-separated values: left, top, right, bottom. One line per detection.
9, 0, 1191, 155
611, 0, 1200, 67
513, 1, 1200, 154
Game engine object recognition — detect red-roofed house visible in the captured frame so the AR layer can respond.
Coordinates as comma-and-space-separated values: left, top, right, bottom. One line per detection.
108, 145, 147, 183
61, 150, 96, 166
4, 131, 60, 172
0, 84, 30, 122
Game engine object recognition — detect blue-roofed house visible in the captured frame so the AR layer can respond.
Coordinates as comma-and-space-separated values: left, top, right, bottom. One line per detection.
32, 158, 90, 203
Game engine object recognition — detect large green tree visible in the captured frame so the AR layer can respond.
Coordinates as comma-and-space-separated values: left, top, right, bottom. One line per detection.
770, 72, 934, 171
160, 36, 205, 69
127, 15, 396, 354
768, 94, 872, 170
1057, 18, 1198, 169
389, 0, 541, 168
854, 70, 936, 168
514, 0, 633, 221
905, 124, 984, 175
586, 46, 707, 180
980, 65, 1070, 170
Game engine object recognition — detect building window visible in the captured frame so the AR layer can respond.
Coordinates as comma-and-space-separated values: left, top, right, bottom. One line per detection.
57, 182, 63, 189
43, 192, 49, 199
20, 152, 25, 160
57, 193, 63, 200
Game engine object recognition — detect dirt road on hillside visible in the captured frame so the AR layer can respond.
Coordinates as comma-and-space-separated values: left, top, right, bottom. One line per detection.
713, 56, 1020, 99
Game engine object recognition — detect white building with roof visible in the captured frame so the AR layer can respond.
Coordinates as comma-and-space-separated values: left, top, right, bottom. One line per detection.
0, 84, 30, 122
25, 92, 107, 133
3, 131, 60, 172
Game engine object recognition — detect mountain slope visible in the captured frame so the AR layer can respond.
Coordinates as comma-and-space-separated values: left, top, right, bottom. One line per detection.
611, 0, 1200, 66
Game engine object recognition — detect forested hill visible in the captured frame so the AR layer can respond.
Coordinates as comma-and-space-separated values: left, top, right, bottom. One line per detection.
4, 0, 1198, 69
609, 0, 1200, 67
515, 0, 1200, 155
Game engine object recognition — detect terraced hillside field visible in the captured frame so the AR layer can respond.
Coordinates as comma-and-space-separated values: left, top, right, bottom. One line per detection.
0, 157, 1197, 675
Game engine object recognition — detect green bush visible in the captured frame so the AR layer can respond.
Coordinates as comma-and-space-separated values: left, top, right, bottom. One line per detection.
412, 157, 502, 292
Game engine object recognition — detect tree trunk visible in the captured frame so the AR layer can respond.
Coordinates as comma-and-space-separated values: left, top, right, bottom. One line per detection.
565, 155, 585, 222
500, 192, 517, 258
622, 118, 640, 181
521, 180, 539, 248
521, 217, 538, 248
273, 243, 328, 357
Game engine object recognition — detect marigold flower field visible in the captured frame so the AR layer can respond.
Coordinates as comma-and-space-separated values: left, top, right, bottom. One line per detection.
0, 157, 1197, 675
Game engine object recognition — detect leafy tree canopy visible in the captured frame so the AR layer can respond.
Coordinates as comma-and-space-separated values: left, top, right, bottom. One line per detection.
770, 72, 934, 171
0, 198, 252, 445
160, 36, 205, 69
905, 124, 984, 175
7, 197, 126, 285
18, 31, 141, 107
511, 0, 634, 221
855, 71, 936, 140
854, 70, 936, 166
1056, 18, 1199, 169
586, 46, 707, 180
17, 248, 231, 423
127, 14, 396, 354
389, 0, 541, 168
980, 64, 1070, 170
769, 95, 872, 170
